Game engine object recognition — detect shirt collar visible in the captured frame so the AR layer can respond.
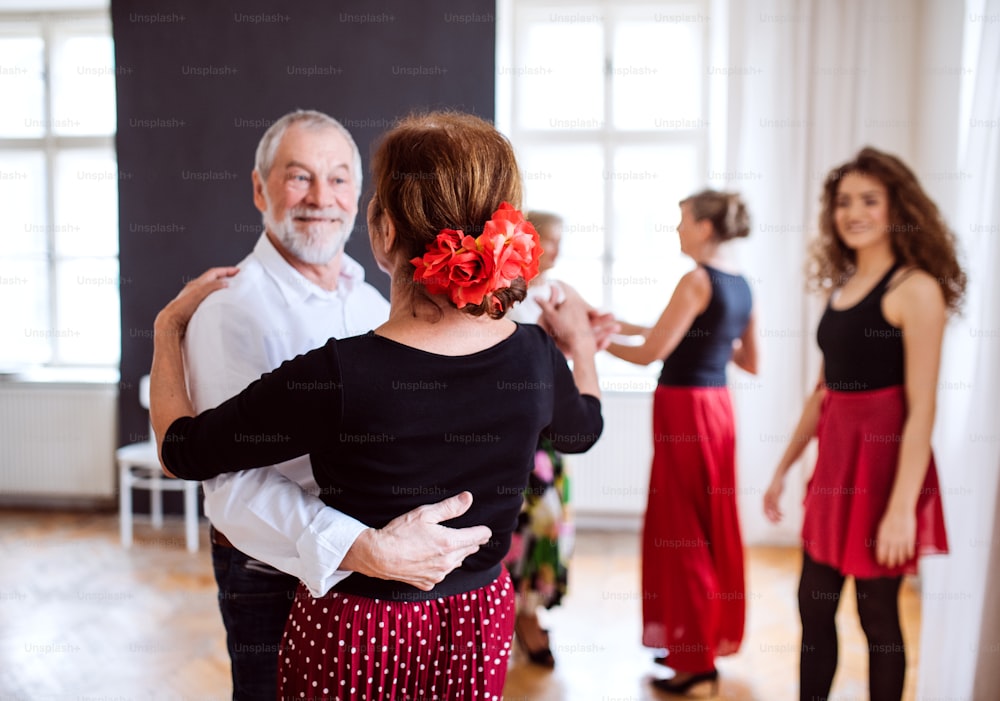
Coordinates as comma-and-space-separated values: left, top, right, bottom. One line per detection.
252, 233, 368, 305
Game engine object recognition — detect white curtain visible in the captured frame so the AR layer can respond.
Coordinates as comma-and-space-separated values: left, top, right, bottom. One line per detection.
722, 0, 921, 546
918, 0, 1000, 696
722, 0, 1000, 695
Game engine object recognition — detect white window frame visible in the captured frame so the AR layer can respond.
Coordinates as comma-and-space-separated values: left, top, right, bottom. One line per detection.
496, 0, 718, 382
0, 7, 118, 371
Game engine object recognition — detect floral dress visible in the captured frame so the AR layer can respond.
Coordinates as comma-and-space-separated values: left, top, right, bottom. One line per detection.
504, 437, 572, 609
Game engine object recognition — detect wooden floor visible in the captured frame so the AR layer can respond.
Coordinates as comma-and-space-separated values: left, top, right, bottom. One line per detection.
0, 510, 922, 700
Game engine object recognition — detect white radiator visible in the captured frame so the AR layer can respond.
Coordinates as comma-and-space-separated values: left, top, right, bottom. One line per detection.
569, 389, 653, 528
0, 380, 117, 500
569, 384, 803, 545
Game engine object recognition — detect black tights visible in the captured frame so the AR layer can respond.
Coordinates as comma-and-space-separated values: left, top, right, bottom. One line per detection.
798, 551, 905, 701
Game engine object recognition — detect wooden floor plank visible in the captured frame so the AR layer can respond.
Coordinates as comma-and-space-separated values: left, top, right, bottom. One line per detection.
0, 511, 921, 700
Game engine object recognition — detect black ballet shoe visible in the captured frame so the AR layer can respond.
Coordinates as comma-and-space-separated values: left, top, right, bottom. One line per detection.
517, 637, 555, 668
514, 620, 556, 669
651, 668, 719, 696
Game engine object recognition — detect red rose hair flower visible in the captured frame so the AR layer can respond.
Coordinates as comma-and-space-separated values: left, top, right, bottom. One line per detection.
410, 202, 542, 309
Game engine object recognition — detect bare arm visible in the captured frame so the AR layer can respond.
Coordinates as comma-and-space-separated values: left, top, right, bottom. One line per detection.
731, 310, 759, 375
875, 272, 946, 568
151, 267, 239, 474
605, 268, 711, 366
763, 365, 826, 523
615, 320, 652, 337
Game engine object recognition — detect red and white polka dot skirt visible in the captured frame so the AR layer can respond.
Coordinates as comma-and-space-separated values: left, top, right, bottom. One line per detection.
277, 569, 515, 700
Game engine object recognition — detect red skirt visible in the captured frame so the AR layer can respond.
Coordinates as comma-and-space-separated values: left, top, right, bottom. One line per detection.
802, 385, 948, 578
642, 386, 746, 673
277, 569, 514, 700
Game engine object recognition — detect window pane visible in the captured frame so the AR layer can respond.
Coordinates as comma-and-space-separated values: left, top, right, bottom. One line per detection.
514, 9, 604, 130
0, 31, 45, 137
54, 257, 120, 365
550, 256, 605, 314
505, 1, 709, 380
0, 258, 50, 367
0, 150, 47, 256
51, 30, 116, 136
609, 143, 699, 317
517, 142, 605, 257
612, 15, 704, 130
597, 344, 662, 380
54, 148, 119, 257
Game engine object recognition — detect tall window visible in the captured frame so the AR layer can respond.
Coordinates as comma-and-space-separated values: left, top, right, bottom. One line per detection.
0, 10, 119, 370
498, 0, 712, 379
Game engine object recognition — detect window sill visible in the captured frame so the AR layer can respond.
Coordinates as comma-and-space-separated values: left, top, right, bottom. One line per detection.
0, 366, 119, 385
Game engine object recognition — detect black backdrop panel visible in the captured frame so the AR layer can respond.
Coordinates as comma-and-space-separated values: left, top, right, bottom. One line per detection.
112, 0, 495, 456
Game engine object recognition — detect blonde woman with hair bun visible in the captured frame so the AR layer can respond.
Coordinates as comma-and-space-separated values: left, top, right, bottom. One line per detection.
608, 189, 757, 694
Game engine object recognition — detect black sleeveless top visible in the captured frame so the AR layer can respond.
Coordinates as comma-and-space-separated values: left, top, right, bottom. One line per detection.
817, 264, 904, 392
658, 265, 753, 388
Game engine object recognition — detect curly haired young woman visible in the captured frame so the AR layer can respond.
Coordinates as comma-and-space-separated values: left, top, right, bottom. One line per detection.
764, 146, 966, 701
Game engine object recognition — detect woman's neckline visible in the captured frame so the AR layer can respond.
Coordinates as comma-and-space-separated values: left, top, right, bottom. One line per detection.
701, 263, 741, 276
828, 263, 899, 312
367, 323, 522, 359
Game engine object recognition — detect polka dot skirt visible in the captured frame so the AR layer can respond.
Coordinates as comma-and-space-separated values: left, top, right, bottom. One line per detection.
277, 569, 514, 700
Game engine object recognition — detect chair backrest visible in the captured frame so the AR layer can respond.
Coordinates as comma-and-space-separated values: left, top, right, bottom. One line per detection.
138, 374, 155, 444
139, 374, 151, 410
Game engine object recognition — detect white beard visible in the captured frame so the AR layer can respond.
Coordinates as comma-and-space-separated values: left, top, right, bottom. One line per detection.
263, 201, 357, 265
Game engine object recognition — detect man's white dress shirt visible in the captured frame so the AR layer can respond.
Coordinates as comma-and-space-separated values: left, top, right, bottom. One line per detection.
184, 234, 390, 597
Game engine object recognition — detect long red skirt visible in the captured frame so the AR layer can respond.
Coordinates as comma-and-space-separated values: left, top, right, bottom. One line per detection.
277, 569, 514, 700
642, 385, 746, 673
803, 385, 948, 578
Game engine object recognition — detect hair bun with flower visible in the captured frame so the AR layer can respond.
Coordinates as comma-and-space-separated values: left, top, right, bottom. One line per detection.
410, 202, 542, 311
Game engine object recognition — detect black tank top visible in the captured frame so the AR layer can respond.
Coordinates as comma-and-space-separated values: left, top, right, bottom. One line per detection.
657, 265, 753, 388
817, 264, 904, 391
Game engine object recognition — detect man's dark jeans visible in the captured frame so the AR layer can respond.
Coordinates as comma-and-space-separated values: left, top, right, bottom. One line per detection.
211, 538, 299, 701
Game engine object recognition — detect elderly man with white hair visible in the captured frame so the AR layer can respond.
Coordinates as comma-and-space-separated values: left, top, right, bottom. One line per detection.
184, 110, 492, 701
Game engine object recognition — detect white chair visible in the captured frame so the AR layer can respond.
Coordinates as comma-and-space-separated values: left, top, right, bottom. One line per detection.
118, 375, 200, 553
